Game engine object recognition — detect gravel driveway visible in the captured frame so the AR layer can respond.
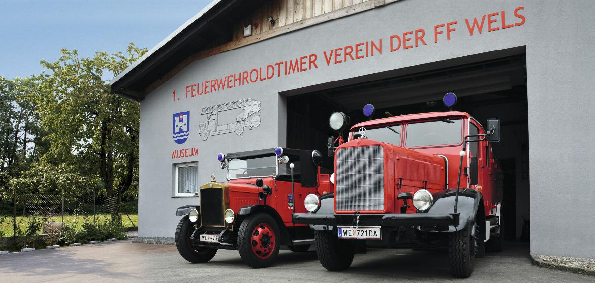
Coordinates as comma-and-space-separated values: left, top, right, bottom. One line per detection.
0, 241, 592, 282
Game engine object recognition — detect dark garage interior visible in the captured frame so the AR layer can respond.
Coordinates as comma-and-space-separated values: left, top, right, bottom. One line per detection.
286, 52, 529, 243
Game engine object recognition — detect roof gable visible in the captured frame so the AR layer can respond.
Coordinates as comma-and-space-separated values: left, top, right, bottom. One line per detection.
110, 0, 389, 101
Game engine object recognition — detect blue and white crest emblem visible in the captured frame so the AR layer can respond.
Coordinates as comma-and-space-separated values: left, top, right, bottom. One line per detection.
173, 111, 190, 144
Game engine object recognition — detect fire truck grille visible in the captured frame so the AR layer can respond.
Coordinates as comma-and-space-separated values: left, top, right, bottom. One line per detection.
335, 145, 384, 211
200, 188, 224, 226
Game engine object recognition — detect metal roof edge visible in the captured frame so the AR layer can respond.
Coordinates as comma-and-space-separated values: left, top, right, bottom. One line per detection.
110, 0, 222, 89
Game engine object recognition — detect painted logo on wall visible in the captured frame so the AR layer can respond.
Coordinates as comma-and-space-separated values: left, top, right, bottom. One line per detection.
198, 98, 261, 141
173, 111, 190, 144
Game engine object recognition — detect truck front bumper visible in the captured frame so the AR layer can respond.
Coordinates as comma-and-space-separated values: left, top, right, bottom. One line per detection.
292, 212, 459, 228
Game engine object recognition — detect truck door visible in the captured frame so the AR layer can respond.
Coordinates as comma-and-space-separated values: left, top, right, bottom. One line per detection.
275, 180, 314, 225
468, 122, 480, 186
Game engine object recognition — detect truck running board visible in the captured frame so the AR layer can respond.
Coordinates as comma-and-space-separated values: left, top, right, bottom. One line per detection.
292, 239, 314, 245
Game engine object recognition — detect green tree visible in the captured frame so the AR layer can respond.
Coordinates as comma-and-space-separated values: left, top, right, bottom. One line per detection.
31, 44, 146, 223
0, 76, 46, 200
10, 162, 98, 201
0, 77, 20, 175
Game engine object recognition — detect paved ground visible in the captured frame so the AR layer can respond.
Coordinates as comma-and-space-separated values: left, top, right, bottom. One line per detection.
0, 241, 592, 283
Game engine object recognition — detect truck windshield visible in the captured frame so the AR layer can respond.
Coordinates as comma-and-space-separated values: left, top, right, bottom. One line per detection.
406, 119, 462, 147
352, 125, 402, 146
227, 156, 277, 179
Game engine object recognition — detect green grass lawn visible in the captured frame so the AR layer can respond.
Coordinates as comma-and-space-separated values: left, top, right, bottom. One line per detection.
0, 214, 138, 237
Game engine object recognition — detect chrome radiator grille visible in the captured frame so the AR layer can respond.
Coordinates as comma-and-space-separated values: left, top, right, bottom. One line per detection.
200, 188, 224, 226
335, 145, 384, 211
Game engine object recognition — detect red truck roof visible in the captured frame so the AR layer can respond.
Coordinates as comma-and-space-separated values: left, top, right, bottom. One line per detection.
350, 111, 470, 131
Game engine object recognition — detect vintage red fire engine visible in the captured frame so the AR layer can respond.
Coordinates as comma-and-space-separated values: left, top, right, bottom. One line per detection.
293, 93, 503, 278
174, 148, 332, 268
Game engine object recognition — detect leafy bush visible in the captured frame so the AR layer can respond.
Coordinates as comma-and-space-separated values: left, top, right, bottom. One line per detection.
65, 216, 127, 244
58, 221, 78, 245
16, 216, 45, 249
0, 214, 128, 251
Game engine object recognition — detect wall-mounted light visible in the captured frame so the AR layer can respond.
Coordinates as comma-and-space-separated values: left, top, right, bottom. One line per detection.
243, 25, 252, 37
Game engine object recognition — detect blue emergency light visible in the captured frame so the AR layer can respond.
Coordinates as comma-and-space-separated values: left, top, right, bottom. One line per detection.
363, 104, 375, 117
443, 92, 457, 108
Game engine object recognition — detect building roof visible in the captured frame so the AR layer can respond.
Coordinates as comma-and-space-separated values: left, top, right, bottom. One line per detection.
110, 0, 268, 101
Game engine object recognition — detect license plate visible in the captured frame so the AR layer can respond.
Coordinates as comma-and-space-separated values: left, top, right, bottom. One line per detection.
337, 226, 381, 239
199, 234, 219, 243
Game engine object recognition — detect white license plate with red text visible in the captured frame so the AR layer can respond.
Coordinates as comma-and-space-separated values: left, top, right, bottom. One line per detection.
337, 226, 381, 239
199, 234, 219, 243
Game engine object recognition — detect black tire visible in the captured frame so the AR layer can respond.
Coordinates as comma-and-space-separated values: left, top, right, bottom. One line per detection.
314, 231, 355, 271
175, 216, 217, 263
237, 213, 281, 268
289, 244, 311, 252
448, 225, 475, 278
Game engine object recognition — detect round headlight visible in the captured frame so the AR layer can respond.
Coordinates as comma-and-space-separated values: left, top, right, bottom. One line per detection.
330, 173, 335, 184
188, 208, 199, 223
304, 194, 320, 212
329, 112, 347, 131
224, 209, 235, 224
413, 189, 434, 211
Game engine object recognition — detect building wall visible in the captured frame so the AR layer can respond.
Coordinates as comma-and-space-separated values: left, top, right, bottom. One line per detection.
526, 1, 595, 258
139, 0, 595, 258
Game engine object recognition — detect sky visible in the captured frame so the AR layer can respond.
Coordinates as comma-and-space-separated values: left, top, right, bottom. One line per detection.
0, 0, 212, 79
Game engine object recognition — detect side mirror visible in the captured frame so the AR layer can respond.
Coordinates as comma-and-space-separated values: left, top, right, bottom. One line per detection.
255, 178, 263, 187
486, 119, 500, 142
312, 150, 323, 167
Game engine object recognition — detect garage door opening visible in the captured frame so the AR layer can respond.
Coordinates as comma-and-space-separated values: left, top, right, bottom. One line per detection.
286, 52, 529, 244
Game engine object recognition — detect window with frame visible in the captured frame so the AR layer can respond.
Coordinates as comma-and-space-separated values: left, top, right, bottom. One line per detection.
406, 119, 462, 148
352, 125, 402, 146
174, 162, 198, 197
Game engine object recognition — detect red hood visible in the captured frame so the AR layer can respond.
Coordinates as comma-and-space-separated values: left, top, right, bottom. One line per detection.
334, 137, 446, 214
227, 177, 275, 193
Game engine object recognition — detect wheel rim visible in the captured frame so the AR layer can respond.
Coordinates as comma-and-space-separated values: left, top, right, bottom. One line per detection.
250, 222, 276, 259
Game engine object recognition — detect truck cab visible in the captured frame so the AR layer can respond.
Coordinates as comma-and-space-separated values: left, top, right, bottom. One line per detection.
348, 111, 501, 214
294, 96, 503, 278
174, 147, 332, 268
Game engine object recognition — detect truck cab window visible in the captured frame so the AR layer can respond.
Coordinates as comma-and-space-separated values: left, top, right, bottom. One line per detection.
354, 125, 402, 146
227, 156, 277, 179
406, 119, 462, 147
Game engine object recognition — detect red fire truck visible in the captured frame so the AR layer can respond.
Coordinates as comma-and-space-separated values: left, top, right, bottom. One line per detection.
174, 148, 332, 268
293, 93, 503, 278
